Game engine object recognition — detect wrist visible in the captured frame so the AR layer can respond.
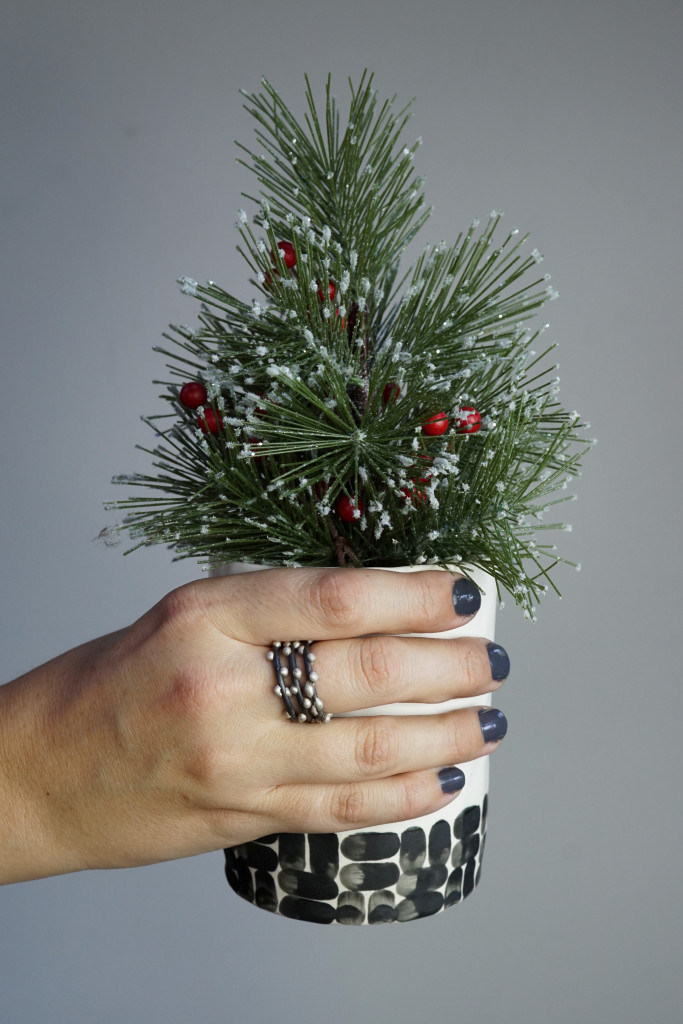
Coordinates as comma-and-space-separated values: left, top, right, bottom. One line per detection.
0, 657, 87, 883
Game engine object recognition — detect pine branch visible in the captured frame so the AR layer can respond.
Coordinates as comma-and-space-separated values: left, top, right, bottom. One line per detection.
108, 75, 593, 618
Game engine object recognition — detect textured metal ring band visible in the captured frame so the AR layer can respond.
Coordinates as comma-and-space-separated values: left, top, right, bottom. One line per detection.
267, 641, 331, 723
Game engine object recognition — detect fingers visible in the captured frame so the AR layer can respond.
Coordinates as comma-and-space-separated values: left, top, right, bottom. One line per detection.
199, 566, 483, 645
311, 634, 509, 712
239, 632, 509, 719
263, 766, 468, 835
260, 705, 507, 787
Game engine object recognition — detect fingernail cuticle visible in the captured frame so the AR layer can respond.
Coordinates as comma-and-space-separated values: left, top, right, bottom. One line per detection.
452, 578, 481, 617
479, 707, 508, 743
438, 766, 466, 794
486, 642, 510, 681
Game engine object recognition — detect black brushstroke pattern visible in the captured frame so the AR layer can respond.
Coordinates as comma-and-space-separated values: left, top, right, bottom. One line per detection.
336, 891, 365, 925
245, 843, 278, 872
397, 891, 444, 921
278, 833, 306, 871
397, 864, 448, 897
399, 827, 426, 872
340, 861, 400, 891
278, 869, 339, 901
224, 850, 253, 902
463, 858, 476, 898
428, 819, 451, 866
341, 832, 401, 861
445, 867, 463, 907
279, 896, 336, 924
254, 870, 278, 912
451, 833, 481, 868
453, 805, 481, 839
309, 833, 339, 879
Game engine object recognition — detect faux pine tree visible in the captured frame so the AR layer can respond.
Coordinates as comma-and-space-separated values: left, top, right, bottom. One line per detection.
110, 73, 592, 619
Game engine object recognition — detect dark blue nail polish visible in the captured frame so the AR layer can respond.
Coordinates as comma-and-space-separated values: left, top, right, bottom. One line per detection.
479, 707, 508, 743
452, 578, 481, 617
486, 642, 510, 681
438, 766, 466, 794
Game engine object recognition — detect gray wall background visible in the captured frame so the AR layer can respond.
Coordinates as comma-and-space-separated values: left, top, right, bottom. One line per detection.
1, 0, 681, 1021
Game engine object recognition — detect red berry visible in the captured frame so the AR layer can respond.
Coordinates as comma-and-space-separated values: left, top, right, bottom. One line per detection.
197, 408, 223, 435
336, 495, 363, 523
455, 407, 481, 433
263, 270, 279, 289
179, 381, 208, 409
401, 472, 431, 504
317, 280, 336, 302
271, 240, 296, 269
422, 412, 449, 436
401, 485, 428, 504
382, 382, 401, 404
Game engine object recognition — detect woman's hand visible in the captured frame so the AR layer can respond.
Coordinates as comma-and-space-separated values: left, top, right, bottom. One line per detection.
0, 568, 508, 883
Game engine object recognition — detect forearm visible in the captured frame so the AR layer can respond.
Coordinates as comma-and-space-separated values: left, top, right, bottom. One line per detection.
0, 639, 109, 883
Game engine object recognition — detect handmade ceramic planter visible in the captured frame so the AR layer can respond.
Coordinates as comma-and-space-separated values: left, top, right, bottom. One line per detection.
210, 563, 496, 924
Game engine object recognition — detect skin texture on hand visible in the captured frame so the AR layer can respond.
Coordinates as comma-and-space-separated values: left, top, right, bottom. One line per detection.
0, 568, 508, 884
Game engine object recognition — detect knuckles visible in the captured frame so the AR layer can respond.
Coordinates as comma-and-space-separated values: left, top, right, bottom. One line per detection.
356, 636, 400, 702
302, 571, 369, 634
165, 666, 217, 722
181, 736, 225, 792
354, 718, 400, 777
162, 668, 231, 793
329, 782, 368, 827
153, 582, 208, 640
328, 775, 431, 830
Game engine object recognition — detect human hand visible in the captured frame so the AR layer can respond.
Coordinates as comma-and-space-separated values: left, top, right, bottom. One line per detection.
0, 568, 508, 883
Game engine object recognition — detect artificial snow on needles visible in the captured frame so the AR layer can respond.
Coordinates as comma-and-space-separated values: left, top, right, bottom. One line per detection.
110, 72, 593, 618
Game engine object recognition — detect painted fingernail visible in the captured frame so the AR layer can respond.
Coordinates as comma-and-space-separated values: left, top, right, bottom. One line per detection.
479, 707, 508, 743
486, 642, 510, 681
452, 578, 481, 617
437, 766, 466, 794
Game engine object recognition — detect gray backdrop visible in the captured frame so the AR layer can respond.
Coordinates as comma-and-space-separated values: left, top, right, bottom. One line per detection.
2, 0, 681, 1021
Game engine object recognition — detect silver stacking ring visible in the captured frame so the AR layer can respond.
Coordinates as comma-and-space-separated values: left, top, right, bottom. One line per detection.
266, 641, 331, 723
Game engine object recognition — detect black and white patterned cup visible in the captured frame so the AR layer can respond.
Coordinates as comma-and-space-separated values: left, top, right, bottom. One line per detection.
210, 562, 496, 925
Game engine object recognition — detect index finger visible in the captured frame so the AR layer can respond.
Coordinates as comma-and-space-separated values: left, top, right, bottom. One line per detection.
200, 566, 483, 645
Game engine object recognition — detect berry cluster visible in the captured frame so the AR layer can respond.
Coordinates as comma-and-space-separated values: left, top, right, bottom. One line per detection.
178, 381, 223, 435
267, 239, 339, 317
178, 252, 482, 530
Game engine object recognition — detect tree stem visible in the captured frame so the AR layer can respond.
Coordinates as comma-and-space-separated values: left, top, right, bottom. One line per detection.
327, 519, 363, 566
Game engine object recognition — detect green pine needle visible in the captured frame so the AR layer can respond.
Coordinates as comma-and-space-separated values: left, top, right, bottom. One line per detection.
108, 74, 593, 619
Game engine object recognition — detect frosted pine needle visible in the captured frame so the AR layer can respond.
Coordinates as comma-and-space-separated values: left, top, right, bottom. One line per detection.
108, 73, 593, 618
